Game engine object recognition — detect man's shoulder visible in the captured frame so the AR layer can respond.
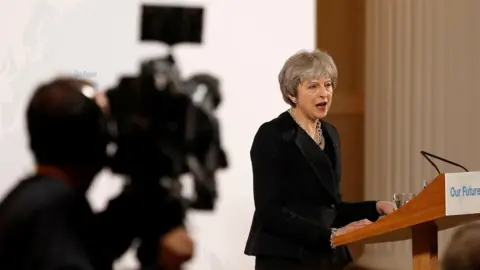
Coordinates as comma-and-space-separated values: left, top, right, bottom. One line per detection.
0, 175, 74, 224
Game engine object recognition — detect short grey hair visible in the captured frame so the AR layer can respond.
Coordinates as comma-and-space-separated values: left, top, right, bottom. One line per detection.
442, 221, 480, 270
278, 49, 338, 106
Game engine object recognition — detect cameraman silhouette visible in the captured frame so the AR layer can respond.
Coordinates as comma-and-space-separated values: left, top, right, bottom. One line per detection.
0, 77, 192, 270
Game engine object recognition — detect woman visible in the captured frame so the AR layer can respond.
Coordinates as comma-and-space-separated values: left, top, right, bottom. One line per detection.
244, 50, 395, 270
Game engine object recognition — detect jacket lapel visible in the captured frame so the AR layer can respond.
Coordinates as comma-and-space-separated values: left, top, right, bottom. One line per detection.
293, 126, 338, 202
321, 120, 341, 179
278, 112, 338, 202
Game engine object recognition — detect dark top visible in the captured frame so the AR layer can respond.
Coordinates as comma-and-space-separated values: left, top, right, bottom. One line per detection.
322, 127, 336, 170
244, 111, 380, 267
0, 175, 138, 270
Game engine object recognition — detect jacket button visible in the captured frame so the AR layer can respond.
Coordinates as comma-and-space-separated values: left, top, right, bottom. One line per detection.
330, 204, 335, 209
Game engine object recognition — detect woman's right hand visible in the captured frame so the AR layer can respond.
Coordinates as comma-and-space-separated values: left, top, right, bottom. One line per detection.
336, 219, 372, 236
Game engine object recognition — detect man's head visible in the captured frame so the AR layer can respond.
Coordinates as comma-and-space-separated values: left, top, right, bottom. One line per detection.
26, 76, 109, 187
442, 221, 480, 270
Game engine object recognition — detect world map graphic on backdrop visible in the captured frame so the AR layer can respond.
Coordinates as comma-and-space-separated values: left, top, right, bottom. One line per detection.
0, 0, 92, 227
0, 0, 85, 138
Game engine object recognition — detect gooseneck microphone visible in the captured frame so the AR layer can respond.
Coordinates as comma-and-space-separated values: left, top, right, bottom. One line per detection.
420, 150, 469, 174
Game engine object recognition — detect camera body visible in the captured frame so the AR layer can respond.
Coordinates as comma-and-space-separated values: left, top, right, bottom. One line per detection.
104, 5, 227, 210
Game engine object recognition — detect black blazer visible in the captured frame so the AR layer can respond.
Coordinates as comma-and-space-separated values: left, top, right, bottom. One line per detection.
244, 111, 380, 266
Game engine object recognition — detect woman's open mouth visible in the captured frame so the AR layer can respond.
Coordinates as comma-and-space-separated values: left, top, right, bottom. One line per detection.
316, 102, 328, 110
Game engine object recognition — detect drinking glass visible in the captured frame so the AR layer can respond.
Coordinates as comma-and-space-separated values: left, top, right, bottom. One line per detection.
423, 180, 430, 188
392, 192, 416, 209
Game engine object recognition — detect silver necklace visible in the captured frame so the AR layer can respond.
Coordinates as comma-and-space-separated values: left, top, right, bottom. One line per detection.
288, 109, 325, 150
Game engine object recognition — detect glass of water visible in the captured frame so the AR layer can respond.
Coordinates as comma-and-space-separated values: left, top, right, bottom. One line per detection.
423, 180, 430, 188
392, 193, 416, 209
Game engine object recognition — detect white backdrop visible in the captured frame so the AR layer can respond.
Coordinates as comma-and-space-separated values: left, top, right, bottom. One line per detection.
0, 0, 315, 269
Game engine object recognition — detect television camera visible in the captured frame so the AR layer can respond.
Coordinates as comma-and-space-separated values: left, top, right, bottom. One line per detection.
106, 4, 227, 210
101, 4, 228, 267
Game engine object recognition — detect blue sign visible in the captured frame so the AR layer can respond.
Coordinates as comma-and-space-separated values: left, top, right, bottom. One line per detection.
73, 70, 97, 78
449, 186, 480, 197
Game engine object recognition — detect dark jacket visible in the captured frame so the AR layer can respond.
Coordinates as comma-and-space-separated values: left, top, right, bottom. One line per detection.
244, 111, 379, 266
0, 175, 139, 270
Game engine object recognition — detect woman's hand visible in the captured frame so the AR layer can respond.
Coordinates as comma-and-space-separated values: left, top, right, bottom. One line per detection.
337, 219, 372, 236
376, 201, 396, 215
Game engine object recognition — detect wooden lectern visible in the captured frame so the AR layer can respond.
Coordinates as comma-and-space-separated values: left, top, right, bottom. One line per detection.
333, 172, 480, 270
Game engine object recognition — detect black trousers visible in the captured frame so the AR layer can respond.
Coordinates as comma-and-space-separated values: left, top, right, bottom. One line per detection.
255, 256, 346, 270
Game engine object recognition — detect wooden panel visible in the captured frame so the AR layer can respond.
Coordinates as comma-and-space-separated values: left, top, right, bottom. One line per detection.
329, 91, 364, 115
325, 114, 364, 202
316, 0, 366, 198
412, 222, 438, 270
316, 0, 365, 96
317, 0, 367, 259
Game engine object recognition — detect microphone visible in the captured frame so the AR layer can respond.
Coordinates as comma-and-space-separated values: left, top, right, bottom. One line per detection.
420, 150, 469, 174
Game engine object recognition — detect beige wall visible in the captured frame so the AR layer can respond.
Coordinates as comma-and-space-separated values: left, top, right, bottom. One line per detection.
317, 0, 480, 269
